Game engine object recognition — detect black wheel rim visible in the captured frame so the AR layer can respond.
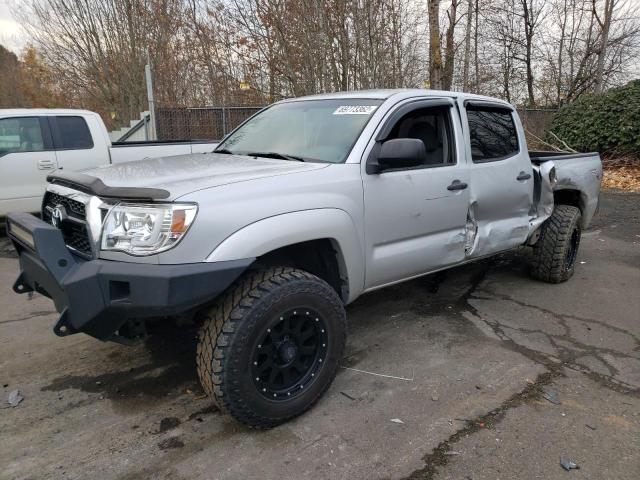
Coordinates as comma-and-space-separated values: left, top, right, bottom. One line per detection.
251, 308, 328, 401
564, 227, 580, 271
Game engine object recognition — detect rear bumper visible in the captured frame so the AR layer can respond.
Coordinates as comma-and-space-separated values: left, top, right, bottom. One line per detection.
6, 212, 253, 342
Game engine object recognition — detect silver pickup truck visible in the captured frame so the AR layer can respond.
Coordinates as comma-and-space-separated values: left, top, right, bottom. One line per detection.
6, 90, 602, 427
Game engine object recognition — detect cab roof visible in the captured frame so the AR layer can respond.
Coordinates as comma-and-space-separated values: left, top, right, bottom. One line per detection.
279, 89, 513, 108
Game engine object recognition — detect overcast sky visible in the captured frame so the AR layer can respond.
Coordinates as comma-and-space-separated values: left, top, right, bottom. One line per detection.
1, 0, 638, 75
0, 0, 25, 54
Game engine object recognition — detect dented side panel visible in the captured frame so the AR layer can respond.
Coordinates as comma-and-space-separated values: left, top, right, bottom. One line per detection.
361, 98, 471, 289
551, 156, 603, 228
358, 94, 602, 293
459, 104, 535, 258
465, 158, 534, 257
527, 161, 556, 239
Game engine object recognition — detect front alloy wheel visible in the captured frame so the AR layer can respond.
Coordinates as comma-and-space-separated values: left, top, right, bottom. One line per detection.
252, 308, 328, 400
196, 267, 346, 428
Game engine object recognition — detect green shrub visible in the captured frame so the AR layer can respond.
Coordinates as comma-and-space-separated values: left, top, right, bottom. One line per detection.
548, 80, 640, 157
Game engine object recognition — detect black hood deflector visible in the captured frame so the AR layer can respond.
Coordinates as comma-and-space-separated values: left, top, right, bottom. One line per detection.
47, 171, 170, 200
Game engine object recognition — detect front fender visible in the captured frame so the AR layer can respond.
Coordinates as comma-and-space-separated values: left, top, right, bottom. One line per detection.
206, 209, 365, 302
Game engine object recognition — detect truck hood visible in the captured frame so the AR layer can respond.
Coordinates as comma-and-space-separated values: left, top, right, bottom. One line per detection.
82, 153, 329, 199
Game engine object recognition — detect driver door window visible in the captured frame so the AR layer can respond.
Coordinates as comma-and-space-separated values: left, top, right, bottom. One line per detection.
383, 106, 454, 167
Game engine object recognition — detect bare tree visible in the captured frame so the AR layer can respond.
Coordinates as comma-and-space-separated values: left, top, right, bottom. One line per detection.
519, 0, 546, 106
6, 0, 639, 119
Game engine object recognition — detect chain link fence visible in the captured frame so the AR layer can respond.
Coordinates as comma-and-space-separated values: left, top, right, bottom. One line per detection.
155, 106, 264, 141
154, 105, 557, 145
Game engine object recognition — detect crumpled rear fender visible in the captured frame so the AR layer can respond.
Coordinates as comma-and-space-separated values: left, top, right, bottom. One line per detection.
527, 161, 556, 243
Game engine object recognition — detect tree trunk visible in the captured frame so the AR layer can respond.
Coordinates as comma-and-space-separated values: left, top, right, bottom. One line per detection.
474, 0, 480, 92
428, 0, 444, 89
594, 0, 614, 93
443, 0, 459, 90
462, 0, 473, 91
522, 0, 536, 106
556, 0, 567, 105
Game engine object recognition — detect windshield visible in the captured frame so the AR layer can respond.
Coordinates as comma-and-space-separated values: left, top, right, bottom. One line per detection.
216, 99, 383, 163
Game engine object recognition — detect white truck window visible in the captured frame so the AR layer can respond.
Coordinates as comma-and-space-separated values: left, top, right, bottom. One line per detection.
0, 117, 46, 155
54, 116, 94, 150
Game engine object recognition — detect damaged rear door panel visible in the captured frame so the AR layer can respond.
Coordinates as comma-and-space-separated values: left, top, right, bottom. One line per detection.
462, 102, 535, 258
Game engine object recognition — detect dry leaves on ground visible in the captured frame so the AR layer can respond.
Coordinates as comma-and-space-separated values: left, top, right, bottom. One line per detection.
602, 166, 640, 192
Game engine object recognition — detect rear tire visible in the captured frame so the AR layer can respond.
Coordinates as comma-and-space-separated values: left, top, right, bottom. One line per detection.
196, 267, 346, 428
530, 205, 582, 283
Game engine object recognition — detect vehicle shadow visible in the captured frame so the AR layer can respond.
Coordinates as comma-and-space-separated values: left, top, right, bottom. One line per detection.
41, 327, 202, 413
38, 251, 530, 415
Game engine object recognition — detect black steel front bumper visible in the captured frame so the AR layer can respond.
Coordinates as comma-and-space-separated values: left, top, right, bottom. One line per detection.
6, 212, 253, 342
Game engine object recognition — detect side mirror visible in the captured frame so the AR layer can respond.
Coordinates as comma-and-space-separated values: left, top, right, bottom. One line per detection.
368, 138, 426, 173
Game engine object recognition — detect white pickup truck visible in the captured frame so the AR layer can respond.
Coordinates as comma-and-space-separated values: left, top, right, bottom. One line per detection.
0, 109, 218, 217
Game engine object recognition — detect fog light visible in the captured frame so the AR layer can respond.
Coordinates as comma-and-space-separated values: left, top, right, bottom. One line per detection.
8, 222, 35, 249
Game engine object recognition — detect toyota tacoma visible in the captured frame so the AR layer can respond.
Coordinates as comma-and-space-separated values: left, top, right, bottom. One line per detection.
6, 90, 602, 427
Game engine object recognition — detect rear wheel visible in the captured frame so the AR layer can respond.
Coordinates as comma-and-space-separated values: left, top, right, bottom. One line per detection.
196, 267, 346, 428
530, 205, 582, 283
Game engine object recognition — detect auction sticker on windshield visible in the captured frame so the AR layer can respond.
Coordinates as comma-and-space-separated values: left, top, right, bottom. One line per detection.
333, 105, 378, 115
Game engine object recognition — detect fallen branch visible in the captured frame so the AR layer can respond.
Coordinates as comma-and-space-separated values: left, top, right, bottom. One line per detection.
546, 130, 578, 153
525, 129, 566, 152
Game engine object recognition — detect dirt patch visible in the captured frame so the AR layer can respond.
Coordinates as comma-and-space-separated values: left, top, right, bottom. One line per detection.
158, 417, 182, 433
158, 437, 185, 450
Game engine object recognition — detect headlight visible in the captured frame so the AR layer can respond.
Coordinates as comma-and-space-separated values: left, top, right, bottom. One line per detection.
101, 203, 197, 255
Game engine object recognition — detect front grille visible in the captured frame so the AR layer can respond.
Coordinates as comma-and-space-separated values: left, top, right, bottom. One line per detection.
63, 222, 93, 254
42, 192, 86, 220
42, 191, 93, 257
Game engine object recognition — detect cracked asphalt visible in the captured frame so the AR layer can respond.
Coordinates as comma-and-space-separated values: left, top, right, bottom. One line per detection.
1, 190, 638, 480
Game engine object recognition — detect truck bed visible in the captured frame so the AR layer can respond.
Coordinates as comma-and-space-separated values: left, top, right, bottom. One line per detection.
528, 151, 600, 164
529, 150, 602, 228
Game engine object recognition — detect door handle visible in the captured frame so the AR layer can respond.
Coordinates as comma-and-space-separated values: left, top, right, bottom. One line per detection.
37, 159, 56, 170
517, 171, 532, 181
447, 180, 468, 191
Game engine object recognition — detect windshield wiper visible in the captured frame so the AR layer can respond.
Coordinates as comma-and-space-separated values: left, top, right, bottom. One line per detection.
214, 148, 234, 154
247, 151, 305, 162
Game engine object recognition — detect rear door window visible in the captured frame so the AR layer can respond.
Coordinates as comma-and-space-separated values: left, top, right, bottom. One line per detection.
0, 117, 47, 155
466, 108, 519, 162
53, 116, 94, 150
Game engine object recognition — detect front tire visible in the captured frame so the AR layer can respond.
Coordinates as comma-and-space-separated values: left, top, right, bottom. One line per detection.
530, 205, 582, 283
196, 267, 346, 428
